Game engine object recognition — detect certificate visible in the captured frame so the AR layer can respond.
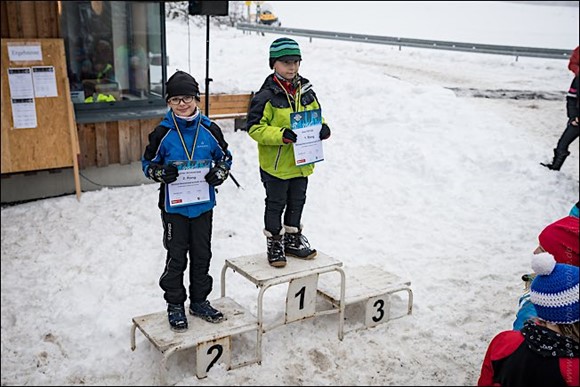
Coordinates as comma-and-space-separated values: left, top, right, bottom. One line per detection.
167, 160, 211, 207
290, 109, 324, 166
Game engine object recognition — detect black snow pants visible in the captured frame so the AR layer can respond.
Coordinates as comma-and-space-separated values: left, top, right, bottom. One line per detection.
159, 209, 213, 305
261, 170, 308, 235
558, 76, 580, 151
555, 120, 579, 152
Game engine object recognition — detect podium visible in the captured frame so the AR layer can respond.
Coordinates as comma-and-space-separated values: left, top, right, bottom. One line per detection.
130, 297, 259, 383
220, 251, 346, 364
317, 264, 413, 333
131, 252, 414, 382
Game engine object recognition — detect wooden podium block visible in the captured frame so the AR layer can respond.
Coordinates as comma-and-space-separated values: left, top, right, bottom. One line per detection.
317, 264, 413, 332
130, 297, 259, 382
220, 251, 346, 364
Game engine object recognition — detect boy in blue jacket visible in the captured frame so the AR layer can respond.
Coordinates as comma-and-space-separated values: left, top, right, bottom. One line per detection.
142, 70, 232, 331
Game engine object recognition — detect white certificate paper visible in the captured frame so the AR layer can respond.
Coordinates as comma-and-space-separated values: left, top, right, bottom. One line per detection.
32, 66, 58, 97
167, 160, 211, 207
11, 98, 37, 129
8, 68, 34, 99
290, 109, 324, 166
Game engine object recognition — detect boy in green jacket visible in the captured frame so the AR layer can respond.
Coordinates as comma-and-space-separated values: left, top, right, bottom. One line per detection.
246, 37, 331, 268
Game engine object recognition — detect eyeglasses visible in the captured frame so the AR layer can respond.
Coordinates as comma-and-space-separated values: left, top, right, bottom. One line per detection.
168, 95, 194, 105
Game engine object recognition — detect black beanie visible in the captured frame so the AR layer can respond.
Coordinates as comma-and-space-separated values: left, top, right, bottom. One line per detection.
165, 71, 201, 102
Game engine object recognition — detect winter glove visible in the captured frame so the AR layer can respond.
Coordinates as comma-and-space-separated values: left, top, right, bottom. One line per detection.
281, 128, 297, 144
319, 123, 331, 140
146, 163, 179, 184
205, 161, 230, 186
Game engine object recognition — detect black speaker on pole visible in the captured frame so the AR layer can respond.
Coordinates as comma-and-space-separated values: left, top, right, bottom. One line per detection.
188, 1, 229, 16
187, 1, 229, 115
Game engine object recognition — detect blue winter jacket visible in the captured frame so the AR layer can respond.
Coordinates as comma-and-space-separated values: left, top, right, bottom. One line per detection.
142, 109, 232, 218
570, 201, 580, 218
512, 293, 537, 331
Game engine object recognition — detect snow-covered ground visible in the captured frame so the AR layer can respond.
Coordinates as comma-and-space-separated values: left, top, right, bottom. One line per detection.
1, 1, 579, 385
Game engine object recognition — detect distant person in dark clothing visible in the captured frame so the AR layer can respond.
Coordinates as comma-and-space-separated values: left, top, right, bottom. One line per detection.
541, 46, 579, 171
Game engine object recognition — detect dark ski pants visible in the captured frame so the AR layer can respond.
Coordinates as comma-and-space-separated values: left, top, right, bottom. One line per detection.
556, 119, 579, 152
558, 76, 579, 151
159, 210, 213, 305
263, 176, 308, 235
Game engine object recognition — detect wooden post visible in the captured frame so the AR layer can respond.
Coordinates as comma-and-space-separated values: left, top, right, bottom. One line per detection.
62, 76, 82, 201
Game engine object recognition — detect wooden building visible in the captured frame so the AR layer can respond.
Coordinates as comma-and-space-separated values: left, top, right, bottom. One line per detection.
1, 1, 170, 202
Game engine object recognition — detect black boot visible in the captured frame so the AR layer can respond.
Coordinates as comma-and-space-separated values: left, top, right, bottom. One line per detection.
283, 225, 317, 259
264, 229, 286, 268
189, 300, 224, 323
541, 148, 570, 171
167, 303, 188, 332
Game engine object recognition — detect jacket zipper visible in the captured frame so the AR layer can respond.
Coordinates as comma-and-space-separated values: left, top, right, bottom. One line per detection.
273, 145, 282, 170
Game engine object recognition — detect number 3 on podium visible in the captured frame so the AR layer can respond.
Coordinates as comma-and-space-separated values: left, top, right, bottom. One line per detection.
365, 295, 391, 327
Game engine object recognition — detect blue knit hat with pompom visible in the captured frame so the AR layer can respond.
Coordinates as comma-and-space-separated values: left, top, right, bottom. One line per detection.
530, 254, 579, 324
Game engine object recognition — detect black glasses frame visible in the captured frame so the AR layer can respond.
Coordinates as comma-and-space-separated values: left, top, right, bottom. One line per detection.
168, 96, 195, 105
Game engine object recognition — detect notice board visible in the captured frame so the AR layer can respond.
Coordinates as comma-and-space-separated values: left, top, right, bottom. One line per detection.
1, 38, 81, 199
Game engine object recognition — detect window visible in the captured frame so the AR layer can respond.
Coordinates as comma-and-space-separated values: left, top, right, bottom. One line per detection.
60, 1, 166, 120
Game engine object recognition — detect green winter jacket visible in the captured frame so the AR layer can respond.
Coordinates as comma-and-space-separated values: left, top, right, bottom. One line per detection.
246, 74, 325, 180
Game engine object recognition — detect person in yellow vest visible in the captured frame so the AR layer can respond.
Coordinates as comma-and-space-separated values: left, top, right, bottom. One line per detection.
83, 83, 116, 103
93, 39, 115, 83
84, 93, 116, 103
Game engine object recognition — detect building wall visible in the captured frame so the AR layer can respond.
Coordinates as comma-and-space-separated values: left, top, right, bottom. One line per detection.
1, 1, 60, 39
1, 1, 163, 203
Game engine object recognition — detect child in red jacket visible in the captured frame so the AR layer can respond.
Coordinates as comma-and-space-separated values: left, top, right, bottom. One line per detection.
478, 255, 579, 386
513, 215, 579, 331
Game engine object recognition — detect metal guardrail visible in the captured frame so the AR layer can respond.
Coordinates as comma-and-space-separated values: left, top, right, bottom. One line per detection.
236, 22, 571, 60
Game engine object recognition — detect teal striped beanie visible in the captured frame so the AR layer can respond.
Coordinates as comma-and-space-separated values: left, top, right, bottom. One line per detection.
269, 37, 301, 69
